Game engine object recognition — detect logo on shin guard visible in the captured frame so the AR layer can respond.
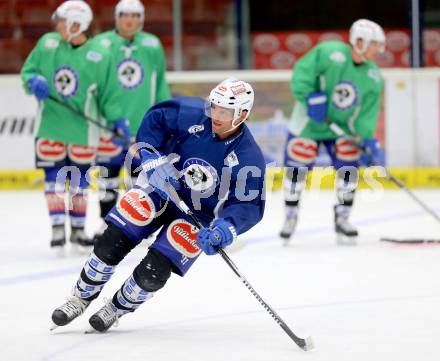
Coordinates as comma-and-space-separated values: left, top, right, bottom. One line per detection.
287, 138, 318, 164
67, 144, 97, 164
36, 139, 66, 162
97, 136, 123, 157
116, 189, 155, 226
167, 219, 201, 258
335, 138, 361, 161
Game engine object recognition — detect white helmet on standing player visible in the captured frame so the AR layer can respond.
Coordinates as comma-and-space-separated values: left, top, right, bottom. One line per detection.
349, 19, 385, 54
206, 78, 254, 130
52, 0, 93, 42
115, 0, 145, 30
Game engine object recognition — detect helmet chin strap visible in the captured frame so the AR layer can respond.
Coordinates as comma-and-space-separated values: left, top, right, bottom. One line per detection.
216, 115, 248, 136
66, 24, 82, 43
353, 44, 368, 63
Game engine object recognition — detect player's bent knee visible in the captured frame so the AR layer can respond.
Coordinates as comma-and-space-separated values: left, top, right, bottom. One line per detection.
94, 224, 135, 265
133, 249, 172, 292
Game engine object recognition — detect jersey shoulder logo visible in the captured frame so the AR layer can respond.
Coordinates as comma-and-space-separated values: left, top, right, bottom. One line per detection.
141, 38, 159, 47
182, 158, 219, 194
53, 66, 79, 98
188, 124, 204, 134
44, 38, 59, 49
117, 58, 144, 89
225, 151, 239, 167
332, 80, 358, 110
329, 51, 346, 63
368, 69, 381, 83
86, 51, 103, 63
100, 38, 112, 48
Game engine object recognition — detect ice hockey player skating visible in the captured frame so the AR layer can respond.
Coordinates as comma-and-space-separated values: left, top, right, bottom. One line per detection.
280, 19, 385, 245
51, 78, 266, 332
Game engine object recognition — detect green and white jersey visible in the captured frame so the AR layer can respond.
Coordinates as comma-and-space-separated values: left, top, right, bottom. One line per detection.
289, 40, 384, 140
21, 32, 123, 146
94, 30, 171, 134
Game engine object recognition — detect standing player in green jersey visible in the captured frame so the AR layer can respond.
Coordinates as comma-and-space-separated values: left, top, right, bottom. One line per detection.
93, 0, 171, 233
280, 19, 385, 245
21, 1, 131, 250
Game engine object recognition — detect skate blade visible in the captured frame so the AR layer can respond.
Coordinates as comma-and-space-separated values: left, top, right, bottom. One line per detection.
336, 234, 357, 246
70, 243, 93, 256
51, 246, 66, 258
282, 237, 291, 247
279, 233, 292, 247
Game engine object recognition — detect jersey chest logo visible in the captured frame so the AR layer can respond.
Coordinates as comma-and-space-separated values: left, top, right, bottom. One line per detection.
117, 58, 144, 89
182, 158, 218, 194
332, 80, 358, 110
53, 66, 79, 98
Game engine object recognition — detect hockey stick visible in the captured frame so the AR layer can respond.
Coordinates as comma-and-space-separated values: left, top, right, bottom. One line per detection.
328, 121, 440, 224
47, 95, 115, 133
164, 182, 314, 351
381, 237, 440, 244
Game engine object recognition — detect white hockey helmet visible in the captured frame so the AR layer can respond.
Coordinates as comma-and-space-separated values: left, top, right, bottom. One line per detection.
349, 19, 385, 54
52, 1, 93, 41
206, 78, 254, 129
115, 0, 145, 28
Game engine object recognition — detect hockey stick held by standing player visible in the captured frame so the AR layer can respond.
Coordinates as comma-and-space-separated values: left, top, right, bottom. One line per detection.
47, 95, 112, 131
164, 180, 314, 351
46, 95, 131, 148
328, 121, 440, 225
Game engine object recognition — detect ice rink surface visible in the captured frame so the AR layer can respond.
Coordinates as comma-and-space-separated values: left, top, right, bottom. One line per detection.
1, 189, 440, 361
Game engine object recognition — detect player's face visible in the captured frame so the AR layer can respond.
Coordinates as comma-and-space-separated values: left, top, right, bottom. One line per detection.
364, 41, 382, 61
55, 19, 69, 40
55, 19, 80, 41
210, 104, 235, 134
118, 13, 141, 35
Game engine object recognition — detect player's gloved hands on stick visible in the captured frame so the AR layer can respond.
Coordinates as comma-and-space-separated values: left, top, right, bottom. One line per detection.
197, 218, 237, 255
28, 75, 49, 101
306, 91, 327, 123
140, 149, 181, 200
111, 118, 131, 148
359, 138, 381, 166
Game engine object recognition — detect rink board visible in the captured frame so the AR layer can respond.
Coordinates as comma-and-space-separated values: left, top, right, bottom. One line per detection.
1, 167, 440, 190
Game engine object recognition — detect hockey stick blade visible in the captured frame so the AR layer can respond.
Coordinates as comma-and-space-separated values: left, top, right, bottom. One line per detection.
328, 122, 440, 225
165, 181, 314, 351
381, 237, 440, 244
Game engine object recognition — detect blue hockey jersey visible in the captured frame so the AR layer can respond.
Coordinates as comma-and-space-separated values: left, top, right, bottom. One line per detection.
136, 96, 266, 235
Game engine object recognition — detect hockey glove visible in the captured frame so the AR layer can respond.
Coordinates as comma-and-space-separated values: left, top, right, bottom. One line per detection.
111, 118, 131, 148
28, 75, 49, 101
359, 138, 381, 166
197, 218, 237, 256
140, 149, 181, 200
306, 91, 327, 123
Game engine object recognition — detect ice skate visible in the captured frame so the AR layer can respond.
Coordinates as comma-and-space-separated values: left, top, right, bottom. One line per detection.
334, 205, 358, 245
50, 225, 66, 256
279, 207, 298, 246
88, 300, 124, 333
70, 227, 95, 248
51, 295, 90, 329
